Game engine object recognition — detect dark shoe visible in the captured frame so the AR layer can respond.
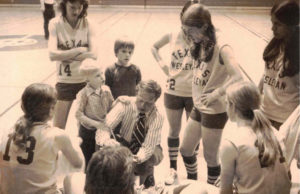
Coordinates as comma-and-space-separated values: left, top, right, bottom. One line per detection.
144, 174, 155, 189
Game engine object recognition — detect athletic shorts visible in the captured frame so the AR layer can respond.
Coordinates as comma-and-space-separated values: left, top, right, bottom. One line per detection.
164, 93, 193, 112
189, 107, 228, 129
56, 82, 86, 101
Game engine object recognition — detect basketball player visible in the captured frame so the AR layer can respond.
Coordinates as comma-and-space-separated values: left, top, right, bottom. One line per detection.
151, 0, 198, 185
178, 3, 243, 184
0, 83, 83, 194
48, 0, 98, 129
220, 82, 291, 194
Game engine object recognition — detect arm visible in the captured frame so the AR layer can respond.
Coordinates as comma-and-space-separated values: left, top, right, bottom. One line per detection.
136, 112, 164, 163
40, 0, 45, 11
151, 33, 171, 76
75, 90, 104, 129
201, 45, 243, 105
219, 140, 238, 194
218, 45, 243, 95
107, 89, 114, 112
95, 101, 125, 146
105, 67, 113, 88
72, 20, 98, 61
136, 67, 142, 85
48, 20, 88, 62
258, 75, 264, 94
55, 130, 83, 169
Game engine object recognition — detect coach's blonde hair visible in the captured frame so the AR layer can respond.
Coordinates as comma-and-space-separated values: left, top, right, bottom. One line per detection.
226, 82, 280, 167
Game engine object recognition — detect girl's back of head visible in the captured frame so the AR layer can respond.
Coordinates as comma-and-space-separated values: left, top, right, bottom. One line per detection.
85, 146, 135, 194
13, 83, 57, 150
226, 82, 281, 167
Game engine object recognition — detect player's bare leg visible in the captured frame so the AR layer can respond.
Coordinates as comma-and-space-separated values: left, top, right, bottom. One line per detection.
53, 100, 73, 129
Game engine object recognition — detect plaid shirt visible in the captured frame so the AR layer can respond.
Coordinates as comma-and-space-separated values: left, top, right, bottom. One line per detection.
76, 84, 114, 130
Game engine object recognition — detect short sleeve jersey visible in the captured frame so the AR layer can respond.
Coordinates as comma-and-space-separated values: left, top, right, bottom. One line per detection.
50, 16, 90, 83
223, 127, 291, 194
192, 33, 229, 114
166, 30, 193, 97
261, 51, 300, 123
0, 123, 61, 194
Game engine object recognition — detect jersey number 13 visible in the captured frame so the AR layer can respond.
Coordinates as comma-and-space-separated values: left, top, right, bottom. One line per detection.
3, 135, 36, 165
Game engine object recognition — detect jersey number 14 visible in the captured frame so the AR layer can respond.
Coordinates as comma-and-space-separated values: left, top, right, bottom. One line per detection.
59, 64, 72, 76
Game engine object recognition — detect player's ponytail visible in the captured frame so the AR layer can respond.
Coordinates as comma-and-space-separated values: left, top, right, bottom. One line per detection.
12, 83, 57, 150
12, 116, 33, 150
226, 82, 280, 167
252, 109, 279, 167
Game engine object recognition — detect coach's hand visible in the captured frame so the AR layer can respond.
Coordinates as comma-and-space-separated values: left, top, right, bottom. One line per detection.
104, 139, 120, 147
133, 155, 142, 164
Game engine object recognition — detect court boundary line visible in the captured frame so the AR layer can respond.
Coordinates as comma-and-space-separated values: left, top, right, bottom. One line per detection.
222, 14, 270, 43
0, 71, 56, 118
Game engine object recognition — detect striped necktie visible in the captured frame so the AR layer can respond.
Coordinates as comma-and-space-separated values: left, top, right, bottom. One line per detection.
129, 113, 146, 154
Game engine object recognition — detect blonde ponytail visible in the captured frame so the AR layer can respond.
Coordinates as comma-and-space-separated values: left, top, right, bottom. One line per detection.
252, 109, 280, 167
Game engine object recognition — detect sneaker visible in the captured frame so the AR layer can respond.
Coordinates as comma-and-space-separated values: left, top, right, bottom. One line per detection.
164, 168, 177, 185
144, 174, 155, 189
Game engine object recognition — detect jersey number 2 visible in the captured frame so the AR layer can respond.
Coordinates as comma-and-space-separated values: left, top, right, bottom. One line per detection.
3, 136, 36, 165
167, 79, 176, 90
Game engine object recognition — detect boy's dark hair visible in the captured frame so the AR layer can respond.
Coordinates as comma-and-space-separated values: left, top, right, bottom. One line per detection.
114, 36, 135, 55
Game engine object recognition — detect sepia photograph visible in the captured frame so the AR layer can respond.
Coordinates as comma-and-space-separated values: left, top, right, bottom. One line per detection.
0, 0, 299, 193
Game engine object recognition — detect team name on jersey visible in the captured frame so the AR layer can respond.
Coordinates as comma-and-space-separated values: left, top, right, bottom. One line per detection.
263, 74, 286, 90
171, 48, 189, 60
58, 40, 88, 50
193, 60, 211, 87
171, 62, 193, 70
193, 76, 209, 86
194, 59, 206, 70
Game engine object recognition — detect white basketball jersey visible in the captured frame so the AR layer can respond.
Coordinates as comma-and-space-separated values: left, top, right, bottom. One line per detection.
261, 51, 300, 123
224, 127, 291, 194
166, 31, 193, 97
51, 16, 90, 83
192, 33, 229, 114
0, 123, 60, 194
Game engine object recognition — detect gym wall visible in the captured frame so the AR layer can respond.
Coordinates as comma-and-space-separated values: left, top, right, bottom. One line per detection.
0, 0, 283, 6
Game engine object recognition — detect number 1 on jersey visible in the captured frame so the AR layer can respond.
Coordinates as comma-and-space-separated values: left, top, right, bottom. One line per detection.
3, 135, 36, 165
59, 63, 72, 76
